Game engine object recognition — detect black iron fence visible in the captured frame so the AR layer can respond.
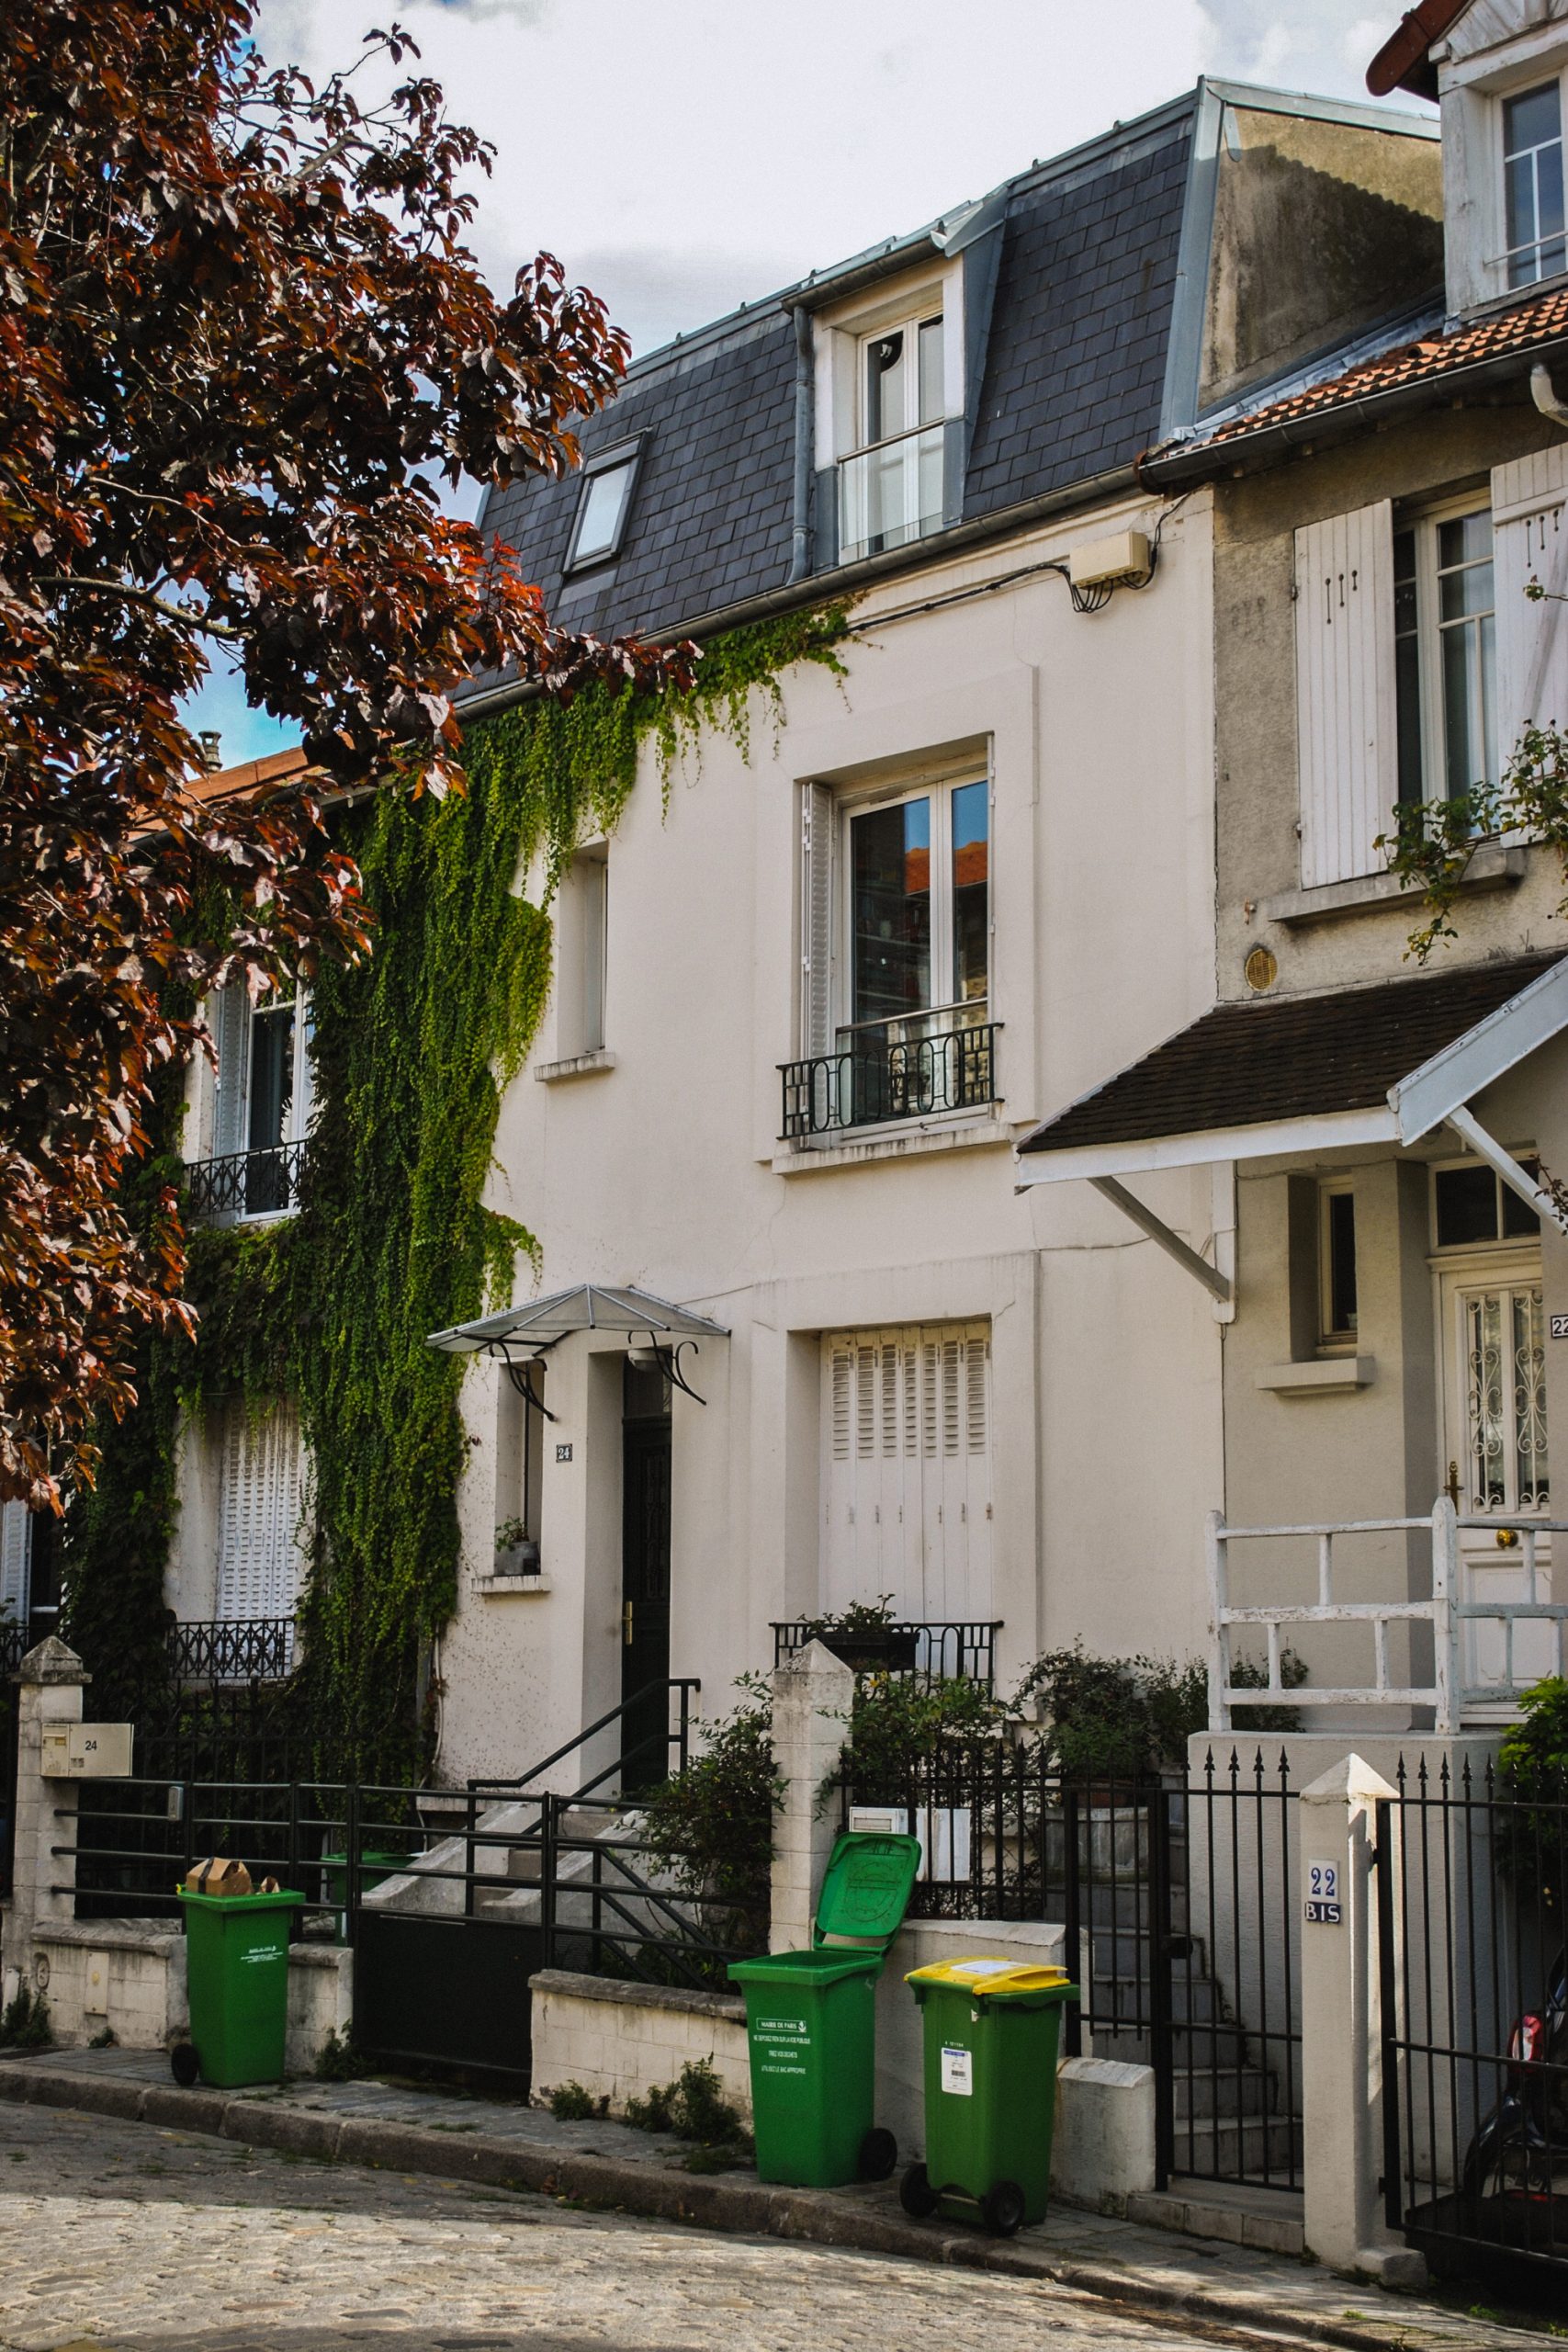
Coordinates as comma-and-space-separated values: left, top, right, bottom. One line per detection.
841, 1734, 1302, 2192
1379, 1758, 1568, 2292
772, 1620, 999, 1688
0, 1623, 23, 1900
186, 1139, 305, 1222
168, 1618, 296, 1684
780, 1019, 999, 1140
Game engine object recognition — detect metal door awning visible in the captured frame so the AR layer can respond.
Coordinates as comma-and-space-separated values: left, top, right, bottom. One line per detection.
427, 1283, 728, 1359
1012, 953, 1568, 1306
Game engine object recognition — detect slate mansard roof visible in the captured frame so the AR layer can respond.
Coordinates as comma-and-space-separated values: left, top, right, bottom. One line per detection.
464, 82, 1440, 695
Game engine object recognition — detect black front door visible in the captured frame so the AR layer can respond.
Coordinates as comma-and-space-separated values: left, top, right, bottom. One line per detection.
621, 1359, 671, 1791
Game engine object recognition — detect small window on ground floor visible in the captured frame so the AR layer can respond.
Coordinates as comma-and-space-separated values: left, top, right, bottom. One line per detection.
494, 1364, 545, 1569
1319, 1182, 1358, 1345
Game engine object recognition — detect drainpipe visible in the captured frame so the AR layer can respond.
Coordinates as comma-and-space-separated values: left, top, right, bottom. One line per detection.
1531, 361, 1568, 432
788, 304, 813, 583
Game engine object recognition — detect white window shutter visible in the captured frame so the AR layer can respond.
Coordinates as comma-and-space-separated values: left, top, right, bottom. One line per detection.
0, 1502, 31, 1629
800, 781, 834, 1057
1294, 501, 1396, 886
211, 985, 249, 1158
1492, 446, 1568, 763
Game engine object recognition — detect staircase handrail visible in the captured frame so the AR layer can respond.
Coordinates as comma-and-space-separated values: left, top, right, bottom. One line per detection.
465, 1676, 701, 1801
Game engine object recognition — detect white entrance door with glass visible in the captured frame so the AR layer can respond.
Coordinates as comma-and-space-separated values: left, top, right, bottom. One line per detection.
820, 1322, 993, 1632
1434, 1159, 1552, 1701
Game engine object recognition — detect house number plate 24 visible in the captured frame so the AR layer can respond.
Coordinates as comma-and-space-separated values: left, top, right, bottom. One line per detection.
1304, 1859, 1341, 1926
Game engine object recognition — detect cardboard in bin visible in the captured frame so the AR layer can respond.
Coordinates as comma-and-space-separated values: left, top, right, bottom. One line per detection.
185, 1856, 252, 1897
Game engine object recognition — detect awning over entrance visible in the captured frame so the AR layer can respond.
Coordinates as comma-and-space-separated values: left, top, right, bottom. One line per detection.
427, 1283, 729, 1360
1014, 953, 1568, 1300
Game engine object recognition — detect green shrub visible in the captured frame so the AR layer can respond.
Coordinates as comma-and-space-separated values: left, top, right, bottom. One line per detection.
0, 1986, 51, 2050
638, 1677, 783, 1960
1014, 1645, 1206, 1781
1498, 1676, 1568, 1906
828, 1669, 1008, 1805
546, 2080, 606, 2121
1228, 1647, 1310, 1736
313, 2026, 374, 2082
624, 2078, 673, 2132
87, 2026, 118, 2050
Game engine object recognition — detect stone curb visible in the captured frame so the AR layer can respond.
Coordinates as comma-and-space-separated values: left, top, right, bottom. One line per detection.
0, 2063, 1547, 2352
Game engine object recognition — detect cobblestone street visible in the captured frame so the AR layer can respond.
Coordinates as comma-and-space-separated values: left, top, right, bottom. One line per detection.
0, 2102, 1245, 2352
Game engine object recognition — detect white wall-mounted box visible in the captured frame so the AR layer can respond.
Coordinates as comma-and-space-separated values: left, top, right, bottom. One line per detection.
1068, 528, 1153, 589
39, 1723, 134, 1778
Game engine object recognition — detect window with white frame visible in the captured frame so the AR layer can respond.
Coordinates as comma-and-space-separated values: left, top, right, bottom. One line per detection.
1393, 502, 1498, 808
493, 1367, 545, 1571
207, 979, 312, 1216
554, 843, 608, 1059
1503, 79, 1565, 288
788, 768, 993, 1138
1318, 1182, 1358, 1346
564, 439, 643, 572
839, 305, 947, 563
1431, 1155, 1541, 1250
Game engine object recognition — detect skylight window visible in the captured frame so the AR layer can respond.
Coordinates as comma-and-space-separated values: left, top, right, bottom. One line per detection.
565, 439, 643, 571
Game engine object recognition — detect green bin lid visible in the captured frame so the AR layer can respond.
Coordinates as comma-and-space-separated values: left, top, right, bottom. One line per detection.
812, 1830, 921, 1949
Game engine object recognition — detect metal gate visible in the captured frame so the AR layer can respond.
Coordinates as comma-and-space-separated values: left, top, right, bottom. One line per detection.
1378, 1758, 1568, 2291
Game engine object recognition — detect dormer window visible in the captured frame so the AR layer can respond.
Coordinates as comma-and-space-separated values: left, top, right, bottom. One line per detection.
1504, 81, 1565, 288
565, 437, 643, 572
840, 304, 948, 564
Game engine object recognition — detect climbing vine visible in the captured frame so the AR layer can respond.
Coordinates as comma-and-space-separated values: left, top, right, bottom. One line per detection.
62, 605, 850, 1777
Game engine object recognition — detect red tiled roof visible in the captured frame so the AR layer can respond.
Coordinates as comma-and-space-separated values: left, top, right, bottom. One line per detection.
1198, 286, 1568, 449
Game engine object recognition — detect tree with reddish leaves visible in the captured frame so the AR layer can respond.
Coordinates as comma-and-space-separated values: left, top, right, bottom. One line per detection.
0, 2, 680, 1511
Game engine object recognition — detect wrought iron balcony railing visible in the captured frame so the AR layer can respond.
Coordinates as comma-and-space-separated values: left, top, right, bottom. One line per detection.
186, 1139, 305, 1222
780, 1016, 998, 1141
773, 1619, 1000, 1689
169, 1617, 297, 1683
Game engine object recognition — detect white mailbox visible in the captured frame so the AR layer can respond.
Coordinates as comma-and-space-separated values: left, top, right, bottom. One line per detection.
39, 1723, 134, 1779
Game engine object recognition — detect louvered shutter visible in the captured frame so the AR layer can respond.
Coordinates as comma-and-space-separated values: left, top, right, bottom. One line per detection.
1492, 446, 1568, 760
1294, 502, 1396, 887
211, 985, 249, 1158
820, 1323, 991, 1622
0, 1502, 30, 1630
800, 782, 834, 1057
216, 1402, 304, 1622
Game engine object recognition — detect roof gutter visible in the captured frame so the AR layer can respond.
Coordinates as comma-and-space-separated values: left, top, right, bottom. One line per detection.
455, 458, 1143, 722
1139, 334, 1568, 488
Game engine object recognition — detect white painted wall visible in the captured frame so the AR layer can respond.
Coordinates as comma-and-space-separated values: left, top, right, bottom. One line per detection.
439, 492, 1225, 1785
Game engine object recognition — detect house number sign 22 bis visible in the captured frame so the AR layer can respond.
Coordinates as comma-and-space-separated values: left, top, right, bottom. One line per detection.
1305, 1859, 1341, 1926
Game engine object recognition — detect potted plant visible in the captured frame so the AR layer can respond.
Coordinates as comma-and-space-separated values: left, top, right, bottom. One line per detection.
493, 1517, 541, 1578
799, 1597, 919, 1675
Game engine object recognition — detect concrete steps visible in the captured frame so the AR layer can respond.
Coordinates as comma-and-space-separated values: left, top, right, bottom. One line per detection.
1126, 2177, 1306, 2258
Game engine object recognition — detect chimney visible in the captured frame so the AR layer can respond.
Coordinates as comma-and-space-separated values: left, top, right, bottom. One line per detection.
198, 730, 222, 774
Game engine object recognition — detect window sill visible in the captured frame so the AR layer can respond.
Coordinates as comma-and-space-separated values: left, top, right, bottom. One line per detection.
1255, 1356, 1376, 1396
1259, 845, 1525, 928
470, 1573, 554, 1597
535, 1049, 616, 1084
771, 1110, 1012, 1175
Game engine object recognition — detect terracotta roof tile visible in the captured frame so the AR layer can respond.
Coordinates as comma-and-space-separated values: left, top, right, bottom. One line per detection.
1198, 287, 1568, 447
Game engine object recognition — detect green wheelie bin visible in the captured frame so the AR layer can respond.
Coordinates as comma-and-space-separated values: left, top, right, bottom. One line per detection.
729, 1829, 920, 2188
900, 1955, 1079, 2236
173, 1886, 303, 2088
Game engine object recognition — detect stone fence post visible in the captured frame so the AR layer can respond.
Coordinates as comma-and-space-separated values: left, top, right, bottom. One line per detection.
768, 1640, 853, 1952
1299, 1752, 1423, 2285
4, 1637, 90, 2002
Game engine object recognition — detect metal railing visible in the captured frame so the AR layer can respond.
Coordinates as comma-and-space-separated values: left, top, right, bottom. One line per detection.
780, 1017, 998, 1140
168, 1618, 296, 1684
1207, 1497, 1568, 1734
838, 420, 945, 563
186, 1139, 305, 1222
772, 1620, 999, 1688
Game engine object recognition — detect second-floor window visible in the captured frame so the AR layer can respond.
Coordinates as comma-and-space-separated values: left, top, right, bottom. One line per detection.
202, 980, 312, 1217
846, 777, 987, 1042
1504, 80, 1565, 288
840, 307, 946, 563
1394, 504, 1498, 807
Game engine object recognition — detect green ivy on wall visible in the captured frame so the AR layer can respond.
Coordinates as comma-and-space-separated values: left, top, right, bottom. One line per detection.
62, 605, 850, 1778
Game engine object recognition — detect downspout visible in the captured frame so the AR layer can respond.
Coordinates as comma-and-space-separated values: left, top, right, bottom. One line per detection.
789, 304, 814, 583
1531, 361, 1568, 433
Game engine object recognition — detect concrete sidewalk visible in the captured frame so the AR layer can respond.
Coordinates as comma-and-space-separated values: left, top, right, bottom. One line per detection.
0, 2049, 1551, 2352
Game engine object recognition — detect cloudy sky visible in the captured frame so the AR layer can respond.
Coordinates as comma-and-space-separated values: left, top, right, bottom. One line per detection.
197, 0, 1427, 763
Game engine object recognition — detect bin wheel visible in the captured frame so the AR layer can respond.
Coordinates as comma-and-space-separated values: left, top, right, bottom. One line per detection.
169, 2043, 199, 2088
899, 2161, 939, 2219
858, 2127, 897, 2182
981, 2179, 1026, 2238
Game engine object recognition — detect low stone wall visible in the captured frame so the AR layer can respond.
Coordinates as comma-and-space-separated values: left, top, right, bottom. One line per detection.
2, 1908, 352, 2078
529, 1969, 751, 2120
